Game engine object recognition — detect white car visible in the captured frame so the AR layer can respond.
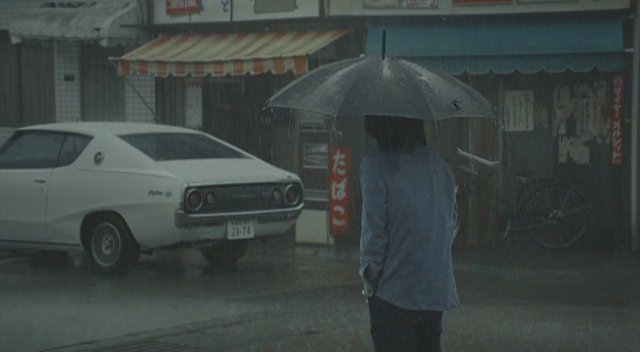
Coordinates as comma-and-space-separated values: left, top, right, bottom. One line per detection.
0, 122, 304, 274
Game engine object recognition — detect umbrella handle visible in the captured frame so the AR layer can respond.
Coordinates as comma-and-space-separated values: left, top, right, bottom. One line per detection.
457, 147, 502, 167
381, 30, 386, 60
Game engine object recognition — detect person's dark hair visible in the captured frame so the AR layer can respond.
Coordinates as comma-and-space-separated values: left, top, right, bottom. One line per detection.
365, 115, 426, 152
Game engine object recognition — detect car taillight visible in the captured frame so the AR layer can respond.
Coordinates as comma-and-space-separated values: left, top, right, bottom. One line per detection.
203, 191, 215, 207
284, 184, 300, 206
185, 188, 203, 211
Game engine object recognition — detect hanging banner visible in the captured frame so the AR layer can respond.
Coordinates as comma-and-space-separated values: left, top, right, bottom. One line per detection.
504, 90, 534, 132
184, 80, 203, 130
329, 147, 351, 235
611, 75, 624, 165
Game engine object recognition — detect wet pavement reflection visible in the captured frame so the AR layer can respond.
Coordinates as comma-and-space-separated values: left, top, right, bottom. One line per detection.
1, 242, 639, 352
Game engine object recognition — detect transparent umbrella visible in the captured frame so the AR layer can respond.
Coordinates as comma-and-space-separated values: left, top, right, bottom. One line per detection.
266, 53, 500, 165
266, 55, 495, 122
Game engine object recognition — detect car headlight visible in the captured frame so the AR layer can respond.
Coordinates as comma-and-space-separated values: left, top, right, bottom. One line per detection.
284, 184, 301, 206
185, 188, 203, 211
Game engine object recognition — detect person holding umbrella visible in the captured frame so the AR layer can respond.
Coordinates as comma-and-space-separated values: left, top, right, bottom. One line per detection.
266, 35, 496, 350
359, 115, 458, 352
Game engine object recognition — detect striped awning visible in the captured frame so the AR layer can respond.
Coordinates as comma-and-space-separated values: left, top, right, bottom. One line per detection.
115, 30, 349, 78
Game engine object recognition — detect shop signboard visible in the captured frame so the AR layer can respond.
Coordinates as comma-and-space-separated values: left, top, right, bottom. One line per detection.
233, 0, 320, 21
153, 0, 230, 24
611, 75, 624, 165
516, 0, 575, 2
329, 147, 351, 235
363, 0, 439, 8
453, 0, 511, 4
166, 0, 202, 15
327, 0, 630, 15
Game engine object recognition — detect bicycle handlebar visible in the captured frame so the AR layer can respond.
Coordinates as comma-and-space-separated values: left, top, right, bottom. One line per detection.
456, 147, 502, 167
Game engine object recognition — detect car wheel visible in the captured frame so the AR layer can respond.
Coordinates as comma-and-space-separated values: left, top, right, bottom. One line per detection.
199, 240, 248, 268
85, 214, 140, 275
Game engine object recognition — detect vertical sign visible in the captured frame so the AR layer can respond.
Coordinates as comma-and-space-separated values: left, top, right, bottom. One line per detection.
611, 75, 624, 165
185, 80, 202, 129
504, 90, 534, 132
329, 147, 351, 235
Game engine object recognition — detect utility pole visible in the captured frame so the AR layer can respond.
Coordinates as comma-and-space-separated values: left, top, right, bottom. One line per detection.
631, 0, 639, 251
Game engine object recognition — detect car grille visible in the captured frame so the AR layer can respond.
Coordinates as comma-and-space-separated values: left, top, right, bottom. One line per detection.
216, 184, 273, 211
186, 183, 302, 214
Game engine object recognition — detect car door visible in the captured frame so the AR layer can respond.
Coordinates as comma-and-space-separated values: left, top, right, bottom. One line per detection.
0, 131, 64, 244
46, 133, 92, 244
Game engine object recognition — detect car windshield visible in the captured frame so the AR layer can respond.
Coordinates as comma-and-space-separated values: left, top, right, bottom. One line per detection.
120, 133, 245, 161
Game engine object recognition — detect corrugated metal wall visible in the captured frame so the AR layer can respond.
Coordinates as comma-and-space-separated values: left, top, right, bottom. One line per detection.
0, 31, 19, 127
19, 40, 54, 126
125, 76, 156, 123
156, 77, 185, 126
80, 44, 124, 121
54, 42, 81, 123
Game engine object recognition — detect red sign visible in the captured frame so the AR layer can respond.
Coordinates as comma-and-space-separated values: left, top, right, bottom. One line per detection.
166, 0, 201, 15
329, 147, 351, 235
611, 75, 624, 165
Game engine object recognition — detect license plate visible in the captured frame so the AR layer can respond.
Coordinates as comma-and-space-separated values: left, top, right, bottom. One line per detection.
227, 219, 255, 240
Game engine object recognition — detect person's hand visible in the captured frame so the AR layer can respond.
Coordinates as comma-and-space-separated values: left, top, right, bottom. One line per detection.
362, 281, 374, 298
365, 265, 375, 280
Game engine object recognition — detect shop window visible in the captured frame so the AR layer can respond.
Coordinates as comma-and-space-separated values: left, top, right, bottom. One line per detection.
297, 115, 331, 207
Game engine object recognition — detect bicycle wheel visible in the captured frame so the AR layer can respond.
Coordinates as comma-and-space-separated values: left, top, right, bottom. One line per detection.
514, 177, 550, 217
523, 184, 592, 249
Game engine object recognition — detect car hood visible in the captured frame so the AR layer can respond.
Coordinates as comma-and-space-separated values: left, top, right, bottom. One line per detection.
159, 158, 299, 185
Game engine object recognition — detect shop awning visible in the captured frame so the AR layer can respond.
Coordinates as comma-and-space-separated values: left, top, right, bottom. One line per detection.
7, 1, 141, 47
115, 30, 349, 78
366, 17, 626, 74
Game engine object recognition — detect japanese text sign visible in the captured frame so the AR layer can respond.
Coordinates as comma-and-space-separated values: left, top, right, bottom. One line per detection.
329, 147, 351, 235
611, 75, 624, 165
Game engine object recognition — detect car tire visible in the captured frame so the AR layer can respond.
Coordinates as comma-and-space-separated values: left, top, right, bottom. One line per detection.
199, 240, 248, 268
84, 214, 140, 275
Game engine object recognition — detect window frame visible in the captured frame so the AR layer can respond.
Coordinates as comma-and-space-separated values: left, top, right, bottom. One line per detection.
0, 130, 92, 169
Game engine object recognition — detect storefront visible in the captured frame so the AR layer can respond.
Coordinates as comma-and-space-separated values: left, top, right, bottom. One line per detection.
111, 0, 634, 249
361, 14, 632, 247
3, 1, 148, 125
113, 0, 352, 244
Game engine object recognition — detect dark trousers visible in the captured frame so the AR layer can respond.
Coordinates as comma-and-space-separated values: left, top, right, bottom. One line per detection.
368, 295, 443, 352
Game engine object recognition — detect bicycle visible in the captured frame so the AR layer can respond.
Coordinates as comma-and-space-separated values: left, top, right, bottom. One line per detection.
453, 162, 593, 249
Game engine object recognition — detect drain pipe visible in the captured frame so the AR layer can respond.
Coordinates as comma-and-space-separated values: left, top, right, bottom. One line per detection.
631, 1, 639, 252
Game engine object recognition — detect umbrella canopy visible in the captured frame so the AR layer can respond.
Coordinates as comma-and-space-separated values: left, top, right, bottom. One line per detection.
266, 55, 496, 121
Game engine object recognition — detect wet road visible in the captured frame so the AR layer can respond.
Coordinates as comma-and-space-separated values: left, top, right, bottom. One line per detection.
0, 243, 362, 352
1, 243, 639, 352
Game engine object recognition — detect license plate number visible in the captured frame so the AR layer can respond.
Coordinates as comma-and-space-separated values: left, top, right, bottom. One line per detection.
227, 220, 255, 240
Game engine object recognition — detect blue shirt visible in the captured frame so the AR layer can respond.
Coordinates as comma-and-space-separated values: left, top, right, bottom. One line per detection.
359, 146, 459, 311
